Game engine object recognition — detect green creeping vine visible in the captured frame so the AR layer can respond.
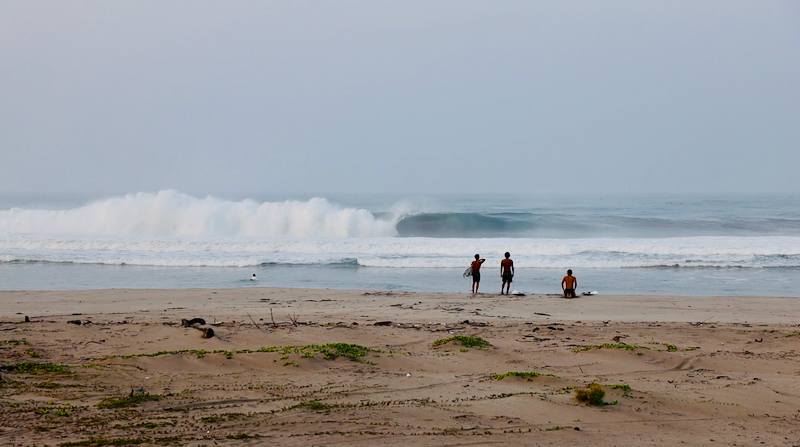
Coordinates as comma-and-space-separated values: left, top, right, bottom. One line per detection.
433, 336, 491, 349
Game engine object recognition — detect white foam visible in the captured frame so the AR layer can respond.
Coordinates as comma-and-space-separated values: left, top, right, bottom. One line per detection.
1, 234, 799, 268
2, 191, 799, 269
0, 190, 397, 237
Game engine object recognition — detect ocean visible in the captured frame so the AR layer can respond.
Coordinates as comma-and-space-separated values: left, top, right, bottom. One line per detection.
1, 190, 799, 296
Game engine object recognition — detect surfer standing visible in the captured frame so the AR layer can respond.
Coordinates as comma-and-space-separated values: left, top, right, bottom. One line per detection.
500, 252, 514, 295
471, 254, 485, 294
562, 269, 577, 298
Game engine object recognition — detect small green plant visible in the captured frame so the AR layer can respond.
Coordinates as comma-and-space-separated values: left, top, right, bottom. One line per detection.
54, 409, 72, 417
610, 384, 631, 396
25, 348, 41, 358
57, 437, 178, 446
201, 416, 225, 424
573, 344, 650, 353
433, 336, 491, 349
0, 339, 29, 348
785, 333, 800, 338
574, 383, 617, 406
35, 382, 61, 389
97, 394, 161, 409
283, 360, 298, 367
0, 362, 69, 374
459, 348, 468, 352
285, 401, 335, 411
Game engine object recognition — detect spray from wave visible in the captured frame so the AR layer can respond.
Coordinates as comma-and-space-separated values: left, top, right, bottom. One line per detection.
0, 190, 398, 237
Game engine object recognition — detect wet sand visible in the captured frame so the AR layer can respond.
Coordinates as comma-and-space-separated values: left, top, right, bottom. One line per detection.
1, 288, 799, 446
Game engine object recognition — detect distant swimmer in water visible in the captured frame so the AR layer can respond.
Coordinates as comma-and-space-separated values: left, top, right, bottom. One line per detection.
250, 274, 258, 281
562, 269, 577, 298
471, 254, 485, 294
500, 252, 514, 295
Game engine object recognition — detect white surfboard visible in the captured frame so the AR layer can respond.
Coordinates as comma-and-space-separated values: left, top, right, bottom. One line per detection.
463, 266, 473, 278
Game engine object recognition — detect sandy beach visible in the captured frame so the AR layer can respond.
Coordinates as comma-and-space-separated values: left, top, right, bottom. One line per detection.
1, 288, 799, 446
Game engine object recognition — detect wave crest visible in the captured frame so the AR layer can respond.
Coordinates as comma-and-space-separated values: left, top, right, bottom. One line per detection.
0, 190, 398, 237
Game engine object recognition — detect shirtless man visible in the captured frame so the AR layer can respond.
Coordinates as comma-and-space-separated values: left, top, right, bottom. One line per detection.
500, 252, 514, 295
562, 269, 577, 298
471, 254, 485, 294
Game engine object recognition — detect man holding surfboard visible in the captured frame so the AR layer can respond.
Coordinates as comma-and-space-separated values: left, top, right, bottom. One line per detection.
471, 254, 485, 294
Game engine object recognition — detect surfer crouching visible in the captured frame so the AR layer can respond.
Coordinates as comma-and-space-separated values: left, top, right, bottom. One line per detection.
562, 269, 577, 298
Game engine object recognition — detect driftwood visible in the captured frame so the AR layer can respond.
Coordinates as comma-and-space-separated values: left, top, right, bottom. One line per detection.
180, 318, 214, 339
373, 321, 393, 326
181, 318, 206, 327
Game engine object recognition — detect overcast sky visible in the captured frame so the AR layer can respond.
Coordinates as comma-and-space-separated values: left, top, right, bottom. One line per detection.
1, 1, 798, 195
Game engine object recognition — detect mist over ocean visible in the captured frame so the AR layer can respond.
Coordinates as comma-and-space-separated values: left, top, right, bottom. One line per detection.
1, 190, 799, 296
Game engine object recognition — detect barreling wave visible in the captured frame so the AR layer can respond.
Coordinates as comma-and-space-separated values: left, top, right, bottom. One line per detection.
395, 212, 800, 238
0, 190, 398, 237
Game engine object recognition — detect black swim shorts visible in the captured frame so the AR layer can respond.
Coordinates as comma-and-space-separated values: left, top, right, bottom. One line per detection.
472, 272, 481, 283
564, 288, 575, 296
502, 271, 513, 283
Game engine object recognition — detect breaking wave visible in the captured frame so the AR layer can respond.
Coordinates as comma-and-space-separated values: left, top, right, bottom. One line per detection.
0, 190, 397, 237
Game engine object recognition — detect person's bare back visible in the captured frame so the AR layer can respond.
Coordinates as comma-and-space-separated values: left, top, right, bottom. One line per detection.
561, 269, 577, 298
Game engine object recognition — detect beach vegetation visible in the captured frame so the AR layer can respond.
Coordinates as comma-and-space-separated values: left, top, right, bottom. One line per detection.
58, 437, 179, 446
200, 415, 224, 424
574, 383, 617, 406
433, 336, 491, 349
573, 343, 650, 353
785, 333, 800, 338
610, 384, 631, 396
97, 393, 161, 409
285, 400, 336, 411
284, 360, 298, 367
0, 362, 70, 375
0, 339, 29, 348
100, 343, 379, 364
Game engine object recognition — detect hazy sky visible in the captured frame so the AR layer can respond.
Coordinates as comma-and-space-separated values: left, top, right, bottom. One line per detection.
1, 1, 798, 195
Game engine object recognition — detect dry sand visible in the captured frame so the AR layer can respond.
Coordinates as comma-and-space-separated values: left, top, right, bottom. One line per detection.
1, 288, 799, 446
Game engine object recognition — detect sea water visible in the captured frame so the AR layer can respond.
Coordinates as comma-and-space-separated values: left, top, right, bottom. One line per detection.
1, 191, 799, 296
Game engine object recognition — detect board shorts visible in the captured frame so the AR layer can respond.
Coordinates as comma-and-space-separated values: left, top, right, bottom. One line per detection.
502, 271, 513, 283
564, 288, 575, 296
472, 272, 481, 283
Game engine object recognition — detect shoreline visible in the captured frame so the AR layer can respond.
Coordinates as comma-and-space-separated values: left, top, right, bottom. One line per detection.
2, 287, 799, 324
